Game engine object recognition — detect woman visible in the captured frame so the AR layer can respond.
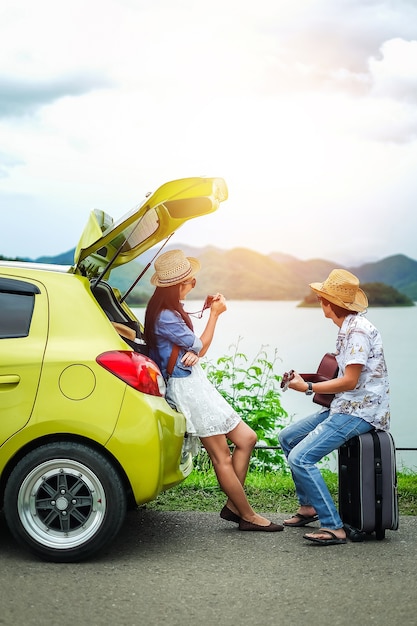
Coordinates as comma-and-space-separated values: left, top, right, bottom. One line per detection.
278, 269, 390, 545
144, 249, 283, 532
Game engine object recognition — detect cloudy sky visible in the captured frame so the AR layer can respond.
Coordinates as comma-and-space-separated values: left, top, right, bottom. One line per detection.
1, 0, 417, 265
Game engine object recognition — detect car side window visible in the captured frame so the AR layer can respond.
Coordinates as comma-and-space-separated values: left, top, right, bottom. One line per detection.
0, 278, 40, 339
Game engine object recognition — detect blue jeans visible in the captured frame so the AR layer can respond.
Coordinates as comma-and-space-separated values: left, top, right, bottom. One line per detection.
278, 410, 373, 529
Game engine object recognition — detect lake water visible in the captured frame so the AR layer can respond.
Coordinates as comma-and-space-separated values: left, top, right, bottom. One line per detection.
134, 301, 417, 471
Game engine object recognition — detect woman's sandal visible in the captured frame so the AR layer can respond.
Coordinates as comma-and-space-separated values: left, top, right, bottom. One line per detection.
220, 505, 241, 523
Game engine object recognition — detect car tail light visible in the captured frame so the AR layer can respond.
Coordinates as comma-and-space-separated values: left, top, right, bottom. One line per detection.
96, 351, 166, 397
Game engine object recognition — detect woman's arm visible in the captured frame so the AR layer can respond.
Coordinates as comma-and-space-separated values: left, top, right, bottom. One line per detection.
198, 294, 227, 357
156, 298, 226, 366
157, 310, 202, 352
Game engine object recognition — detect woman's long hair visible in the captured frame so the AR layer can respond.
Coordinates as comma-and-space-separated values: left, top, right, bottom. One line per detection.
144, 285, 193, 348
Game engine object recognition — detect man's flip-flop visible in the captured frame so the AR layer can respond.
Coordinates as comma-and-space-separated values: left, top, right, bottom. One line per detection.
283, 513, 319, 527
303, 529, 347, 546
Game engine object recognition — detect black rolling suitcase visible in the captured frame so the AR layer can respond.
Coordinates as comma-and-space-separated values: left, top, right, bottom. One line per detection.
338, 430, 399, 541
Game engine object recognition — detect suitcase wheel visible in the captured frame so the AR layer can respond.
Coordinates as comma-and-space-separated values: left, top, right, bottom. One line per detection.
343, 524, 366, 542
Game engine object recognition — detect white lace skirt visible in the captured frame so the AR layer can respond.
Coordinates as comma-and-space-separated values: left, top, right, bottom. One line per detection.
167, 363, 241, 439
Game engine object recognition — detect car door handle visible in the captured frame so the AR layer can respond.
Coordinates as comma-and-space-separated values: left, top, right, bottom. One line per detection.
0, 375, 20, 387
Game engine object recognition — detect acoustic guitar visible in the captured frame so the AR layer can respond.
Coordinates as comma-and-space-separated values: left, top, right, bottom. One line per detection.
280, 352, 339, 408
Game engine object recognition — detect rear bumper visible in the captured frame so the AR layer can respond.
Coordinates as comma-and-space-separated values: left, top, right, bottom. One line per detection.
106, 390, 192, 504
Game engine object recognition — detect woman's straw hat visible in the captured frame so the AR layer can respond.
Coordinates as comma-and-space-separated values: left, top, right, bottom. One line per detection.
310, 269, 368, 312
150, 249, 201, 287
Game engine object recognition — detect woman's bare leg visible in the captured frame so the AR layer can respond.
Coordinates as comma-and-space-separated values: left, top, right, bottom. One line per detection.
200, 433, 271, 526
223, 421, 257, 511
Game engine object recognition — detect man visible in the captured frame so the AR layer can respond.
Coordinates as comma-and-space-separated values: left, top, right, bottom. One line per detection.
278, 269, 390, 545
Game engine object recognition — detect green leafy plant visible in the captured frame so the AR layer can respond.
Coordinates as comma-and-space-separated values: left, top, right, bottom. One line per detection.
202, 338, 291, 471
147, 467, 417, 515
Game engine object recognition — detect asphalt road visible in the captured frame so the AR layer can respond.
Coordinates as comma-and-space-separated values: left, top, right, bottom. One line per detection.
1, 509, 416, 626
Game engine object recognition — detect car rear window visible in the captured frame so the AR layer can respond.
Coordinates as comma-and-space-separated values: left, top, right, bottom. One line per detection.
0, 278, 40, 339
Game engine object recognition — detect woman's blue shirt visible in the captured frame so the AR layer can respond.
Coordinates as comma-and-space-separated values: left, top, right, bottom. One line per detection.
149, 308, 202, 380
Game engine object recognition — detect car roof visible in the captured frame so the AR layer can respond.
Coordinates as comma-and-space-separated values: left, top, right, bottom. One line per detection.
0, 261, 70, 273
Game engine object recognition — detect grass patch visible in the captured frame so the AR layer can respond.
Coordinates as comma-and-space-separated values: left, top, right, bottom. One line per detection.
146, 468, 417, 516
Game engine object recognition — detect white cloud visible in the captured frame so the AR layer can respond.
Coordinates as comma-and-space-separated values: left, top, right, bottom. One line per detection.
369, 38, 417, 103
1, 0, 417, 265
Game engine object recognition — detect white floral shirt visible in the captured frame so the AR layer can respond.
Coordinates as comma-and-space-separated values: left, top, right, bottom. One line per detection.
330, 314, 390, 430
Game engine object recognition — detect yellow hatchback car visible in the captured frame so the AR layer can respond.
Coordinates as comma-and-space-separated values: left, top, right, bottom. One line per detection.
0, 177, 227, 562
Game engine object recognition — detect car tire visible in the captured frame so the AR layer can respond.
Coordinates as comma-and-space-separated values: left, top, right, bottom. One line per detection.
4, 442, 127, 562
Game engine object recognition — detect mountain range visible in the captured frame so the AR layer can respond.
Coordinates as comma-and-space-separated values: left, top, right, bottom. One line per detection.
27, 246, 417, 302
